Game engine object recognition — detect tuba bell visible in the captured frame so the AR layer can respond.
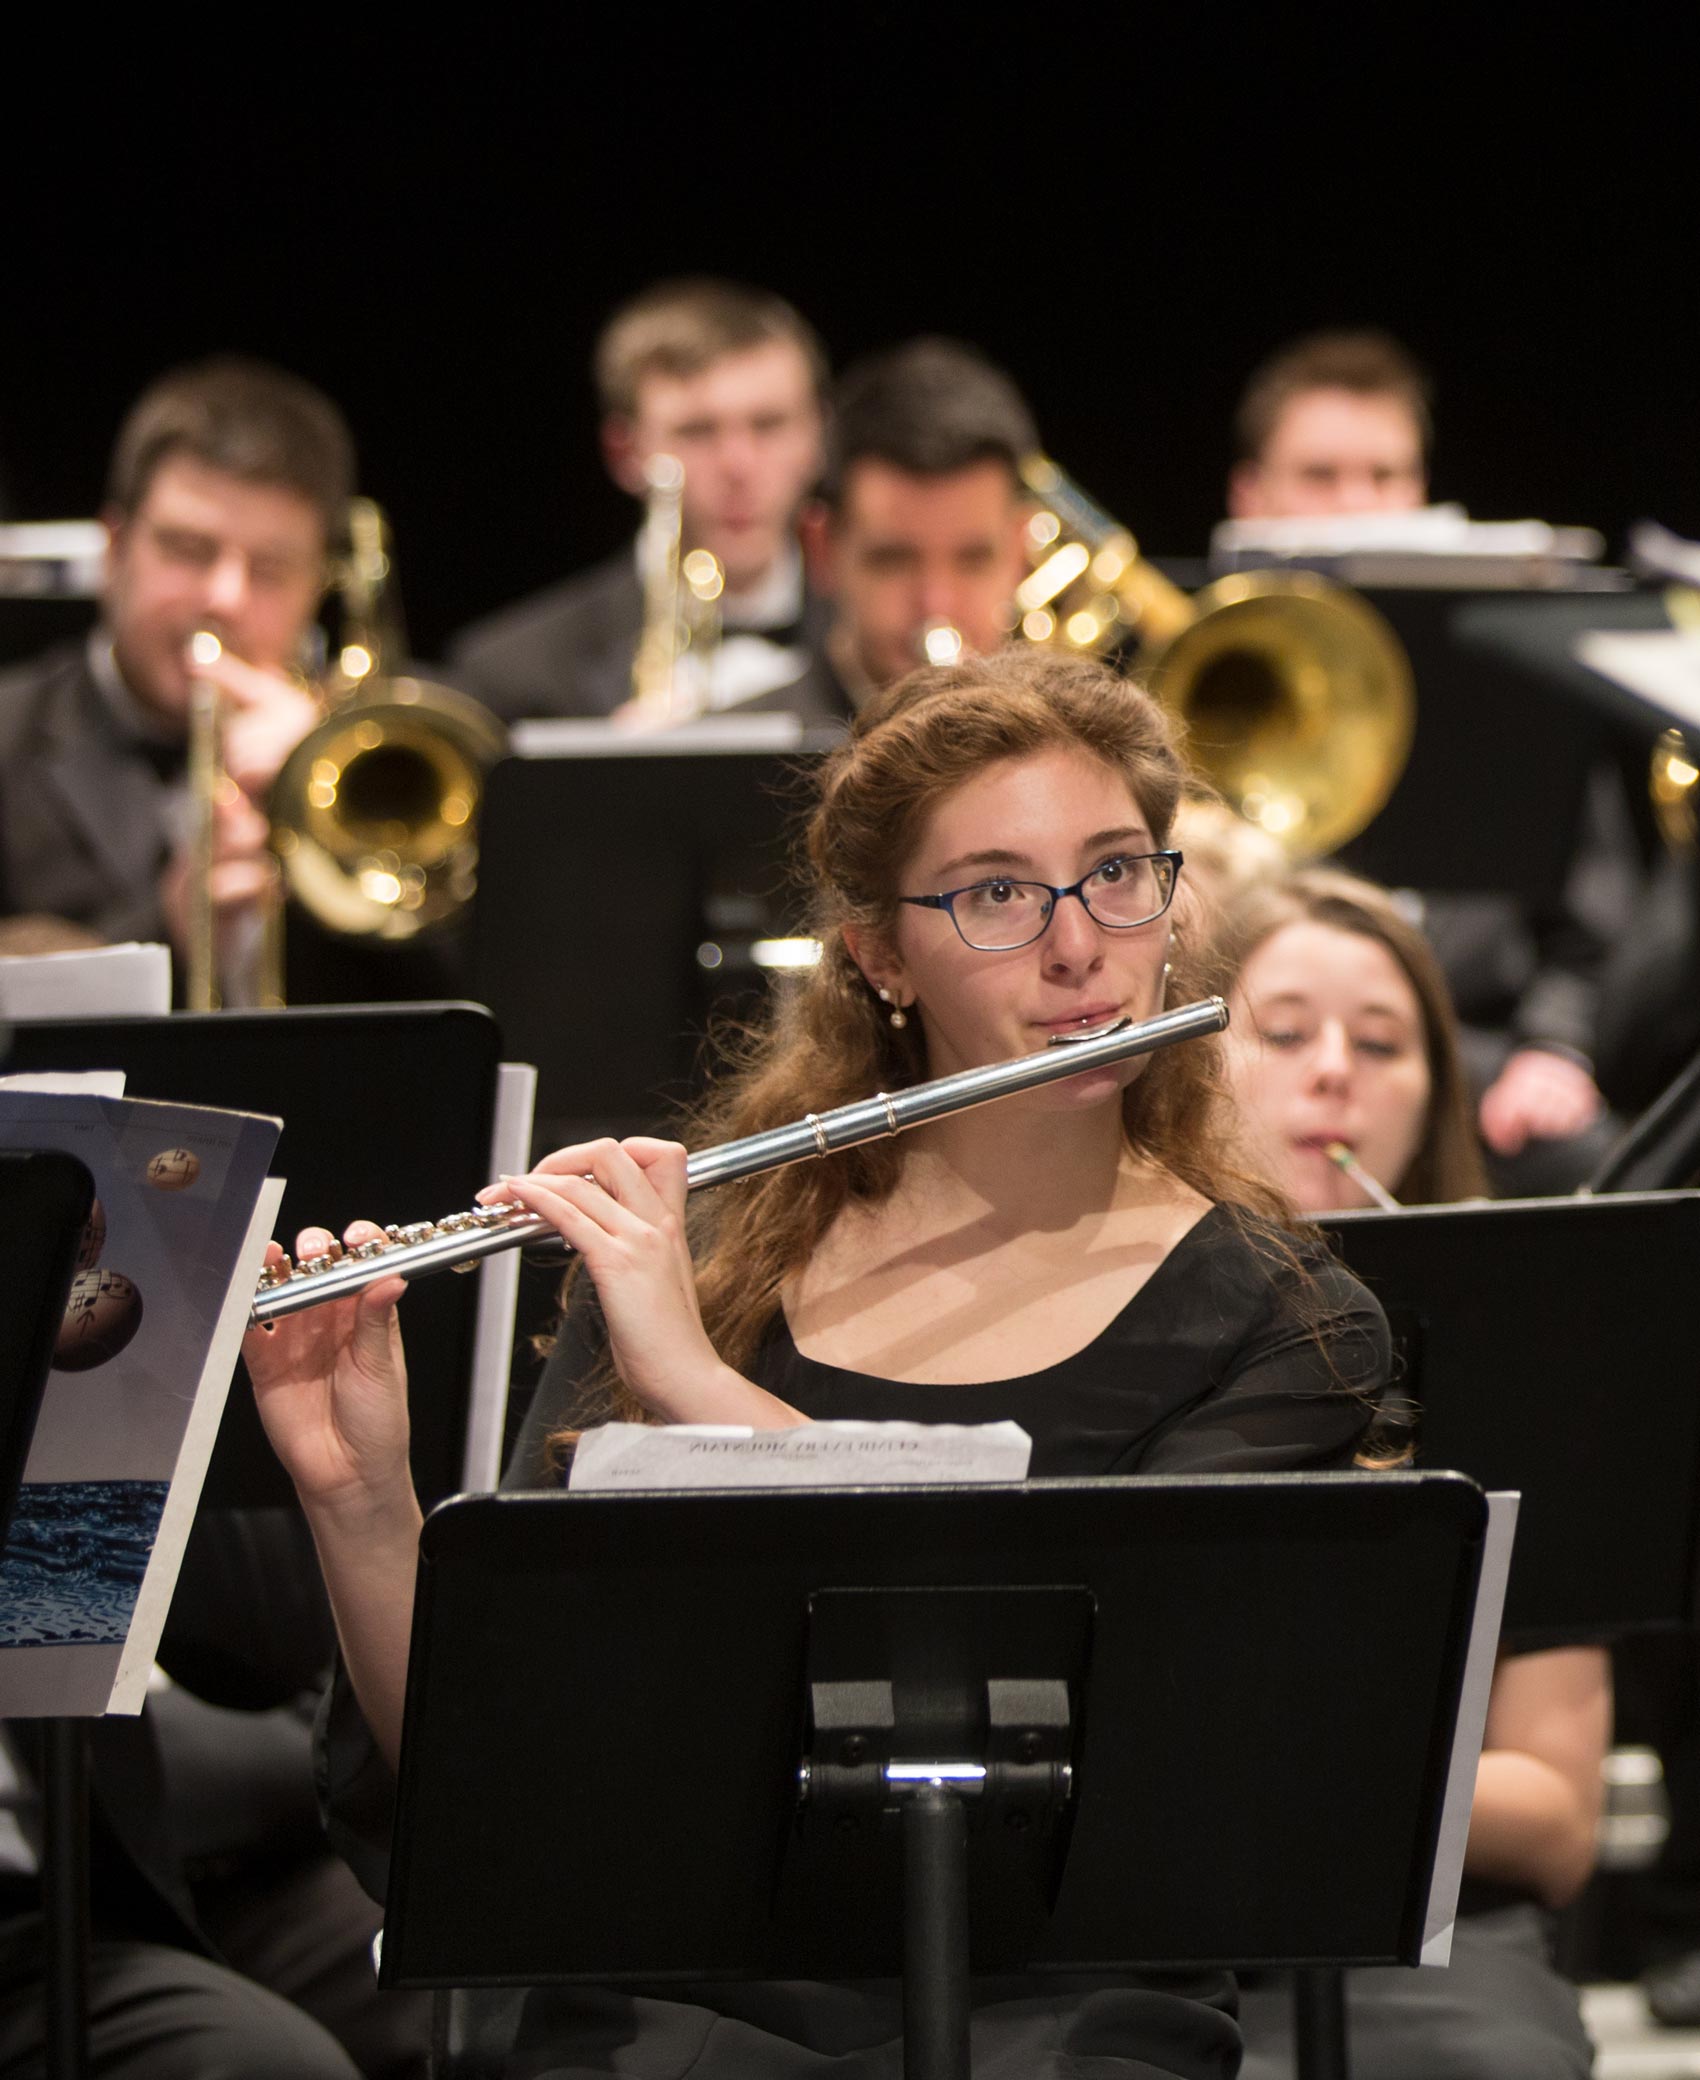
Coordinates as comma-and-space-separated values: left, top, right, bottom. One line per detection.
269, 500, 507, 940
1017, 458, 1415, 857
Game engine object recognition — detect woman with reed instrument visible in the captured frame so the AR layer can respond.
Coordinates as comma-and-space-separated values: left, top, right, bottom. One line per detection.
1209, 865, 1603, 2080
1209, 865, 1489, 1216
245, 648, 1390, 2079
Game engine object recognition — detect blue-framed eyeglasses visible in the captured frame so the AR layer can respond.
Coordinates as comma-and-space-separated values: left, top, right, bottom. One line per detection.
899, 850, 1183, 952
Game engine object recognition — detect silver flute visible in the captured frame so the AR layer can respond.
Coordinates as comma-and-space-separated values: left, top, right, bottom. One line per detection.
250, 996, 1229, 1324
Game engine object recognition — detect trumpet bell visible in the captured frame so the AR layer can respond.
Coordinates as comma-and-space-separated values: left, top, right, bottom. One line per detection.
269, 677, 507, 940
1142, 571, 1415, 859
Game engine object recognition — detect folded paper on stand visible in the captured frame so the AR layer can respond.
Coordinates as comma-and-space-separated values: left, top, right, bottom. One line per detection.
569, 1420, 1033, 1491
0, 1087, 281, 1717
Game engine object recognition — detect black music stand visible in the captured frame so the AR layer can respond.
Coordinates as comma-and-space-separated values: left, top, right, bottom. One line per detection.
471, 739, 836, 1147
1, 1003, 503, 1511
1590, 1055, 1700, 1192
0, 1149, 96, 2079
379, 1473, 1500, 2080
1323, 1191, 1700, 1642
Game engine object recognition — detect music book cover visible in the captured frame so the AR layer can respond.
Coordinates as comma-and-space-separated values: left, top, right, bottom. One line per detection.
0, 1084, 282, 1717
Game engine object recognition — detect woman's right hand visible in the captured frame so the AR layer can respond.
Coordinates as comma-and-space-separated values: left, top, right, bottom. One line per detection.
242, 1222, 413, 1515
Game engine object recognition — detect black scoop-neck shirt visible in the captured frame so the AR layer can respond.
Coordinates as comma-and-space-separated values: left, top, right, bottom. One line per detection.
507, 1204, 1388, 1488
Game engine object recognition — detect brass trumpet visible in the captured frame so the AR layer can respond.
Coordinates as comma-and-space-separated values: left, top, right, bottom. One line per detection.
626, 454, 725, 725
1017, 457, 1415, 858
184, 629, 285, 1011
249, 997, 1228, 1322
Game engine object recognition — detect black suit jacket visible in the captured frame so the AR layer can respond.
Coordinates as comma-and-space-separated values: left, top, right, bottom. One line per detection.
0, 642, 175, 942
446, 548, 848, 727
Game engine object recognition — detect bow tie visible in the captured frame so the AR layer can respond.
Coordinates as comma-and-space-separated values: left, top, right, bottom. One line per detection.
722, 616, 808, 649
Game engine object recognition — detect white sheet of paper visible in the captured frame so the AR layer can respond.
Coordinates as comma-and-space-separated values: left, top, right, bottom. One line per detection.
0, 1073, 127, 1098
1420, 1490, 1520, 1965
1575, 629, 1700, 731
511, 713, 807, 758
1212, 505, 1600, 559
0, 943, 170, 1021
568, 1420, 1033, 1491
461, 1062, 537, 1493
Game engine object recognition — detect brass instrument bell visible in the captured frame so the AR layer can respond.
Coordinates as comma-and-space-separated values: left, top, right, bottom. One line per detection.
1017, 457, 1415, 858
269, 501, 506, 940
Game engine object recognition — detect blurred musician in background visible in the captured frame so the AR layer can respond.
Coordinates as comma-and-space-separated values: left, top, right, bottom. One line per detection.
1227, 330, 1624, 1191
448, 278, 837, 724
0, 358, 339, 987
0, 370, 429, 2072
1228, 330, 1429, 519
801, 336, 1037, 706
1210, 867, 1605, 2080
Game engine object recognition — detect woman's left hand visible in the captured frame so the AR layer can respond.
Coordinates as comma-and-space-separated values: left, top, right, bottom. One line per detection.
481, 1138, 800, 1427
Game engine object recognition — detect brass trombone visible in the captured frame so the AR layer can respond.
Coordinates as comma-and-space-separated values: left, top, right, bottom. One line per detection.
268, 500, 507, 940
1017, 457, 1415, 858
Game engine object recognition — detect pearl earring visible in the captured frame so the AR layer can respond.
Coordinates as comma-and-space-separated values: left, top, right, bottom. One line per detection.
878, 987, 908, 1031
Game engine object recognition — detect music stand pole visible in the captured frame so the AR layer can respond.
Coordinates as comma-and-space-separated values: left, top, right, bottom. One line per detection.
1294, 1967, 1350, 2080
903, 1784, 971, 2080
41, 1720, 91, 2080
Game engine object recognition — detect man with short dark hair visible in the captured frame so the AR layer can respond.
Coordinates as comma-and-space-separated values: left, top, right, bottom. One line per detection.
449, 277, 835, 724
0, 357, 343, 980
802, 337, 1038, 702
1228, 329, 1431, 519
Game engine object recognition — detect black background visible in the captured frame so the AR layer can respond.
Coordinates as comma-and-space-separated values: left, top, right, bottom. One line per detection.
4, 20, 1694, 659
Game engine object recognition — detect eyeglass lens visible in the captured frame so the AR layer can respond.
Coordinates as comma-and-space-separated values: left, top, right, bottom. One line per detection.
954, 856, 1174, 949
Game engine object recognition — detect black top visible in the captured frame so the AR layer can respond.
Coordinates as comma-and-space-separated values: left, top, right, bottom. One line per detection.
505, 1204, 1388, 1491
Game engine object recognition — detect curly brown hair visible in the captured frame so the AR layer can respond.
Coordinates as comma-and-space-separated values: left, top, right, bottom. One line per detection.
556, 646, 1304, 1428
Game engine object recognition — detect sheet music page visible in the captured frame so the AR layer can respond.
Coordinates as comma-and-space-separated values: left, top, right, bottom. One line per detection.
1421, 1490, 1520, 1964
0, 1091, 280, 1718
0, 942, 171, 1021
1575, 629, 1700, 732
107, 1174, 284, 1711
512, 714, 807, 758
568, 1420, 1033, 1490
461, 1061, 536, 1493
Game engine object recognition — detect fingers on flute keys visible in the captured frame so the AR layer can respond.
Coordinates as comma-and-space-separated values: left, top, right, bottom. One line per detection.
479, 1138, 689, 1246
292, 1220, 407, 1313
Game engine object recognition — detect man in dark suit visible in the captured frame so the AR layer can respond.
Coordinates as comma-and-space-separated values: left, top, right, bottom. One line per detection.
801, 337, 1040, 708
448, 278, 839, 726
0, 361, 431, 2073
0, 358, 342, 991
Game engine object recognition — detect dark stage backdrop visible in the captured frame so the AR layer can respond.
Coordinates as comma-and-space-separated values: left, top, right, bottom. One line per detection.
4, 22, 1694, 661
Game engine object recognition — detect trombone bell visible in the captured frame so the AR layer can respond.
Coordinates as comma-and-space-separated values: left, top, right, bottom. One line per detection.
1017, 457, 1415, 858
